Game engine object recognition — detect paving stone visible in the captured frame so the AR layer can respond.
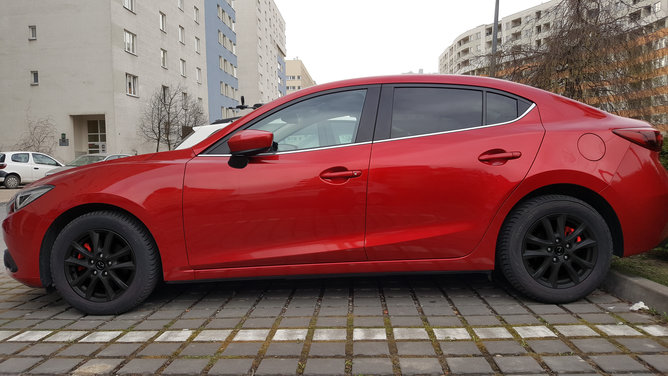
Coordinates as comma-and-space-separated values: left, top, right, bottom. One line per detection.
494, 356, 544, 373
133, 319, 171, 330
433, 328, 470, 340
616, 337, 667, 353
465, 315, 502, 326
457, 305, 493, 316
353, 316, 384, 327
473, 327, 513, 339
638, 354, 668, 373
352, 357, 394, 375
221, 341, 263, 356
554, 324, 599, 337
596, 324, 642, 336
390, 316, 423, 326
354, 341, 390, 355
315, 316, 347, 327
447, 357, 494, 374
234, 329, 270, 341
208, 358, 254, 375
274, 328, 308, 341
8, 330, 51, 341
308, 341, 346, 356
117, 358, 166, 375
313, 328, 347, 341
502, 314, 541, 325
0, 342, 26, 355
266, 341, 304, 356
148, 310, 183, 320
98, 320, 137, 331
0, 330, 18, 340
590, 355, 649, 372
155, 329, 193, 342
421, 305, 455, 316
318, 306, 348, 316
206, 318, 242, 328
399, 357, 443, 375
303, 358, 346, 375
139, 343, 181, 357
79, 330, 123, 342
395, 341, 436, 356
117, 330, 158, 342
74, 358, 124, 374
57, 343, 101, 356
243, 317, 276, 328
163, 358, 210, 375
285, 306, 316, 316
514, 326, 557, 338
0, 357, 44, 373
562, 303, 602, 313
439, 341, 481, 355
97, 343, 142, 357
484, 340, 527, 354
527, 339, 573, 354
541, 314, 580, 324
493, 305, 531, 315
170, 318, 207, 329
527, 304, 567, 314
542, 355, 596, 373
578, 313, 619, 324
44, 330, 89, 342
18, 343, 63, 356
638, 325, 668, 336
279, 317, 311, 327
393, 328, 429, 340
194, 329, 232, 341
616, 312, 655, 324
255, 358, 299, 375
353, 328, 386, 341
217, 308, 251, 318
1, 319, 41, 329
571, 338, 620, 353
427, 316, 462, 327
599, 303, 633, 313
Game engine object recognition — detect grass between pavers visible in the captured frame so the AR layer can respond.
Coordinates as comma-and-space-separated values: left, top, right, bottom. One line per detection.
611, 246, 668, 287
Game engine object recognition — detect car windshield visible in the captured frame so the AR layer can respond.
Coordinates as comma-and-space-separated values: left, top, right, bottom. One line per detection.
66, 155, 106, 166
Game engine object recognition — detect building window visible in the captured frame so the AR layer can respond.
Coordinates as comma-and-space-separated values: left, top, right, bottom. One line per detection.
195, 37, 200, 53
178, 25, 185, 44
162, 85, 169, 102
126, 73, 138, 96
196, 67, 202, 83
219, 56, 224, 69
656, 2, 662, 12
178, 0, 184, 11
180, 59, 186, 76
124, 30, 137, 54
218, 30, 223, 45
159, 12, 166, 32
194, 6, 200, 23
160, 49, 167, 68
182, 92, 188, 108
30, 70, 39, 85
220, 81, 224, 95
123, 0, 134, 12
28, 25, 37, 40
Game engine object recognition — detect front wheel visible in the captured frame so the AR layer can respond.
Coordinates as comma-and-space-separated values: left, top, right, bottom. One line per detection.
51, 211, 160, 314
4, 174, 20, 189
497, 195, 613, 303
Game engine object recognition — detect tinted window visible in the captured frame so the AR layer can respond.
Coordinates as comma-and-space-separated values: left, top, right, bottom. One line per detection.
0, 154, 4, 163
33, 153, 59, 166
211, 90, 367, 154
391, 88, 483, 138
486, 92, 518, 125
11, 153, 29, 163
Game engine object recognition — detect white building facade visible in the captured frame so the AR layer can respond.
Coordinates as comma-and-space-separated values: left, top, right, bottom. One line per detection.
0, 0, 208, 161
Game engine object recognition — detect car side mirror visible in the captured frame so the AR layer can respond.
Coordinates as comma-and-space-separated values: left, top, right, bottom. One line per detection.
228, 130, 274, 156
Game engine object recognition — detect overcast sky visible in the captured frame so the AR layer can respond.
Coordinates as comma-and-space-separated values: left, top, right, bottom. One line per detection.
273, 0, 549, 84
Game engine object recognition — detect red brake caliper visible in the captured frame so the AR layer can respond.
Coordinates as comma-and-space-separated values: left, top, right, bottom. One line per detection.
77, 243, 92, 271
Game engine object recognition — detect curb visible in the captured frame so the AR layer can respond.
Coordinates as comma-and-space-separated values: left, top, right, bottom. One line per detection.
601, 269, 668, 315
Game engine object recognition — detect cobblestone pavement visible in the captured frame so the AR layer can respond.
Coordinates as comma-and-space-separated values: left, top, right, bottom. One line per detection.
0, 269, 667, 375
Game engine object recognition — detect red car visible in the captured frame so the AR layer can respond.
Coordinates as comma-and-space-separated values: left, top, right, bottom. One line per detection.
3, 75, 667, 314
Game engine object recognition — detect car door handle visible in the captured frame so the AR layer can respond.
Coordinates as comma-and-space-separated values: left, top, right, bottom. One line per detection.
478, 150, 522, 162
320, 170, 362, 179
33, 167, 39, 170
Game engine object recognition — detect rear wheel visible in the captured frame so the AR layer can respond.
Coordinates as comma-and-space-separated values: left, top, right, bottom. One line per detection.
51, 211, 159, 314
497, 195, 612, 303
4, 174, 20, 189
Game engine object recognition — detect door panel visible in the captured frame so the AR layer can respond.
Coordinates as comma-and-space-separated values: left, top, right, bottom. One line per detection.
183, 144, 371, 269
365, 85, 544, 261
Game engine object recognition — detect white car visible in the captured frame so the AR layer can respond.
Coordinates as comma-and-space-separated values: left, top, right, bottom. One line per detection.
175, 121, 234, 150
45, 153, 131, 176
0, 151, 63, 189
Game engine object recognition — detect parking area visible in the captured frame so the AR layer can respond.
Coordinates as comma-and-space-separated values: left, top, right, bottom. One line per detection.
0, 269, 667, 375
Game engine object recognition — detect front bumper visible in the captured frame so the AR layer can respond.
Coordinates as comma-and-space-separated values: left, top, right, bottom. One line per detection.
4, 249, 17, 273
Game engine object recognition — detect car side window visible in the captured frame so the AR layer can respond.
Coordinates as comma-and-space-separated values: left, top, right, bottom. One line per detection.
390, 88, 483, 139
11, 153, 29, 163
33, 153, 59, 166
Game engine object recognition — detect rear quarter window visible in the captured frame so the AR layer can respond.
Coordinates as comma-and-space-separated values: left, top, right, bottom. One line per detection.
11, 153, 29, 163
0, 154, 5, 163
486, 92, 533, 125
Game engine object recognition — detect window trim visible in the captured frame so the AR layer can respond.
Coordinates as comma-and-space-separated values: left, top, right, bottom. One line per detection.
30, 70, 39, 86
123, 0, 135, 13
126, 73, 138, 97
28, 25, 37, 40
201, 85, 381, 156
160, 48, 168, 69
124, 29, 137, 55
178, 25, 185, 44
373, 83, 534, 143
159, 12, 167, 32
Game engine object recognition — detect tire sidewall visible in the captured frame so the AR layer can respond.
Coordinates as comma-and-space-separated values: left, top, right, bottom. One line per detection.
51, 212, 155, 314
504, 198, 612, 303
4, 174, 20, 189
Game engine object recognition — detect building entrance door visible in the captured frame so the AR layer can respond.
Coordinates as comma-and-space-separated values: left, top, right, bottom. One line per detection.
87, 119, 106, 154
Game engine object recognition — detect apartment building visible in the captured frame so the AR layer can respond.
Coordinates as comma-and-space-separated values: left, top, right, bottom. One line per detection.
438, 0, 668, 130
0, 0, 208, 161
204, 0, 239, 122
235, 0, 286, 106
285, 59, 316, 94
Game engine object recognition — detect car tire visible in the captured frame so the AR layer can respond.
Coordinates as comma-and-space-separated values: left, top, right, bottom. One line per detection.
4, 174, 20, 189
497, 195, 612, 303
50, 211, 160, 315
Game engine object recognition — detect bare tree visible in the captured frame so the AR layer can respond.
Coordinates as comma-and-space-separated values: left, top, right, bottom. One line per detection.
139, 85, 206, 152
14, 115, 57, 154
486, 0, 659, 121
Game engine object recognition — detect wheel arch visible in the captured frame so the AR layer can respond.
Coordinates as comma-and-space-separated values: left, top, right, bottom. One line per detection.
39, 203, 163, 288
501, 184, 623, 258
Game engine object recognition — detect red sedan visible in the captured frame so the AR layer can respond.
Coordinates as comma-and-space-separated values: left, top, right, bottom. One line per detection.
3, 75, 667, 314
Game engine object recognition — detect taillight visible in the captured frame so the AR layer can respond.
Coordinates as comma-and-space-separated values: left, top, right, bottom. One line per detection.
0, 163, 5, 169
612, 128, 663, 152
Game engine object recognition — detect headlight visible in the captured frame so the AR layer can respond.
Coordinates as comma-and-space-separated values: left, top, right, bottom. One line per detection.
11, 185, 54, 212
